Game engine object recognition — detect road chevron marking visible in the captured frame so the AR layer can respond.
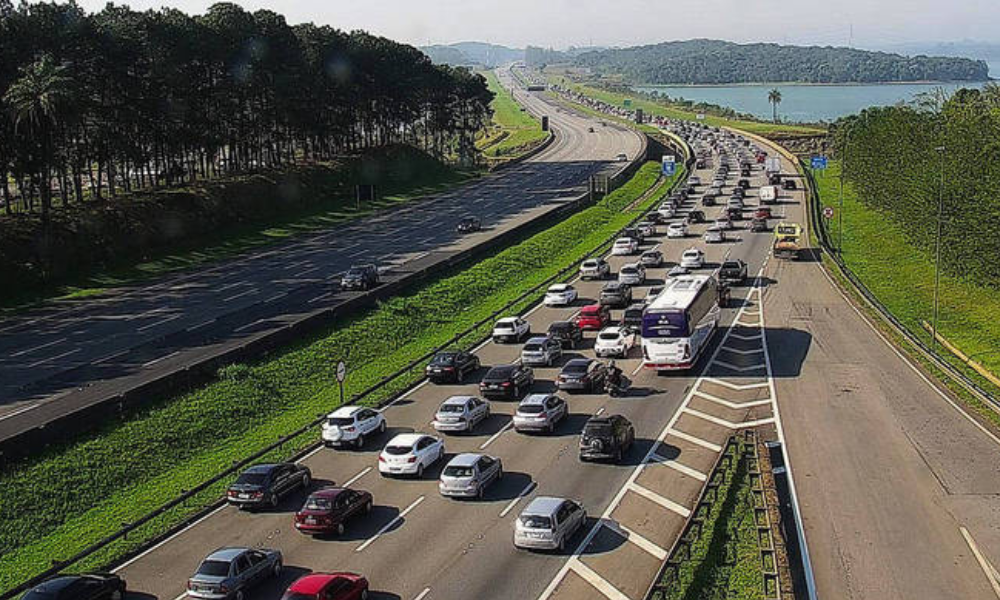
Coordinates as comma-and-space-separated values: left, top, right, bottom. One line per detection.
693, 390, 773, 410
703, 377, 770, 391
628, 482, 691, 517
569, 559, 633, 600
615, 523, 669, 560
720, 345, 765, 356
648, 453, 709, 481
666, 428, 724, 452
684, 407, 775, 430
728, 332, 763, 341
712, 359, 767, 372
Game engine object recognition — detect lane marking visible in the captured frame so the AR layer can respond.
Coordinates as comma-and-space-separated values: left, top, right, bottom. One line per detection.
94, 349, 128, 364
703, 377, 769, 391
143, 351, 180, 368
712, 359, 766, 372
719, 345, 765, 356
648, 454, 709, 482
960, 526, 1000, 599
628, 482, 691, 518
692, 390, 772, 410
234, 319, 265, 333
0, 403, 41, 422
355, 495, 424, 553
569, 560, 631, 600
684, 407, 774, 430
343, 466, 373, 488
186, 319, 216, 332
411, 589, 431, 600
479, 420, 513, 450
11, 337, 66, 357
610, 521, 669, 561
666, 429, 723, 452
137, 314, 182, 332
264, 292, 287, 303
595, 406, 606, 416
500, 481, 537, 518
171, 593, 187, 600
28, 347, 81, 368
222, 288, 257, 303
114, 505, 229, 572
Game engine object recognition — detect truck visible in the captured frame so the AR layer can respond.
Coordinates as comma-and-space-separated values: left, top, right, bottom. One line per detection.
773, 222, 803, 260
759, 185, 779, 205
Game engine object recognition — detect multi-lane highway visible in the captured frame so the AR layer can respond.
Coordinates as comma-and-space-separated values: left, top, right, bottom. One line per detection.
0, 67, 643, 444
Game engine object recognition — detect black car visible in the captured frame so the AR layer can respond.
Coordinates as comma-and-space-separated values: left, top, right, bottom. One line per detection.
622, 227, 644, 243
425, 350, 481, 383
621, 303, 646, 329
719, 259, 748, 284
645, 210, 666, 224
695, 158, 707, 169
686, 210, 707, 224
782, 179, 798, 190
701, 194, 717, 207
23, 575, 126, 600
726, 206, 743, 221
579, 414, 635, 462
547, 320, 584, 350
599, 282, 632, 308
741, 166, 752, 177
737, 178, 750, 189
227, 463, 312, 509
731, 187, 745, 199
457, 216, 482, 232
556, 358, 609, 393
768, 173, 782, 186
479, 364, 534, 399
340, 264, 378, 291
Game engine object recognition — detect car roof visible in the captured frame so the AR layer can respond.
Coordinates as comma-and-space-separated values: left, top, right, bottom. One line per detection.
496, 317, 519, 324
487, 364, 517, 374
243, 464, 280, 474
441, 395, 474, 406
525, 336, 550, 344
521, 393, 553, 406
327, 406, 362, 418
683, 248, 702, 255
565, 358, 593, 367
580, 303, 602, 311
448, 453, 485, 467
522, 496, 567, 516
206, 547, 250, 561
31, 577, 90, 594
309, 486, 348, 499
288, 574, 342, 595
387, 433, 428, 446
548, 283, 571, 291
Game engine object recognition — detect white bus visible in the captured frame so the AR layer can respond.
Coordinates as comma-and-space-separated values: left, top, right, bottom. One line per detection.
641, 275, 720, 371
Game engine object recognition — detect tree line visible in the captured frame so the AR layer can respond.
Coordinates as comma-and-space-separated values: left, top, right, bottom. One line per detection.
834, 84, 1000, 288
0, 1, 493, 220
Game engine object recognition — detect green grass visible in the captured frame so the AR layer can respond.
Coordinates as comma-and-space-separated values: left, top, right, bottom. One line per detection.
0, 162, 681, 592
479, 71, 549, 158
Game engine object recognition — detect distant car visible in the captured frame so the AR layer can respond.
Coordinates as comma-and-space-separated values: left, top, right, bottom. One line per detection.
636, 221, 657, 237
579, 258, 611, 280
679, 248, 705, 269
611, 237, 639, 256
281, 573, 368, 600
479, 364, 534, 399
657, 204, 676, 219
616, 153, 628, 162
783, 179, 798, 190
513, 497, 586, 551
521, 335, 563, 367
701, 194, 716, 206
24, 575, 126, 600
695, 158, 707, 168
704, 226, 726, 243
599, 281, 632, 308
493, 317, 530, 343
188, 547, 283, 600
621, 303, 646, 329
457, 216, 482, 233
294, 488, 373, 536
588, 126, 595, 133
594, 326, 638, 358
227, 463, 311, 509
622, 227, 644, 243
340, 264, 378, 291
544, 283, 578, 307
425, 350, 481, 383
726, 206, 743, 221
321, 406, 386, 449
556, 358, 609, 393
732, 186, 746, 199
688, 175, 702, 186
579, 414, 635, 462
439, 453, 503, 499
644, 285, 665, 303
433, 395, 490, 434
727, 196, 744, 210
719, 259, 748, 284
686, 210, 706, 224
738, 178, 750, 189
640, 250, 664, 267
715, 215, 734, 230
378, 433, 445, 477
754, 206, 772, 219
617, 263, 646, 285
666, 265, 689, 278
575, 303, 612, 331
513, 393, 568, 433
750, 217, 769, 232
666, 222, 688, 238
548, 320, 584, 349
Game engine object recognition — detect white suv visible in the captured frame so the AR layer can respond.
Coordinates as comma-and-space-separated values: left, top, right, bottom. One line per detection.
493, 317, 530, 343
594, 326, 638, 358
322, 406, 386, 449
666, 222, 688, 238
379, 433, 445, 478
611, 238, 638, 256
618, 263, 646, 285
680, 248, 705, 269
544, 284, 578, 307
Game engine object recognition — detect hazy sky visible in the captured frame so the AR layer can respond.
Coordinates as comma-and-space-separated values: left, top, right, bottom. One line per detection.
73, 0, 1000, 50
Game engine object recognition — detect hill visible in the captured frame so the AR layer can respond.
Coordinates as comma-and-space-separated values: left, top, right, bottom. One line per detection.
420, 42, 523, 67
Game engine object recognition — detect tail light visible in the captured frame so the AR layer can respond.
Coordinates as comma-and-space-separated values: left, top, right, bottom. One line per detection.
253, 492, 263, 498
501, 381, 511, 387
443, 367, 455, 371
378, 455, 386, 462
187, 582, 193, 591
407, 456, 418, 463
219, 585, 229, 595
343, 426, 356, 432
227, 490, 236, 497
683, 344, 691, 360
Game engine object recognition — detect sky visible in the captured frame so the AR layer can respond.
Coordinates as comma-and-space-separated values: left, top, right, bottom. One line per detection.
73, 0, 1000, 50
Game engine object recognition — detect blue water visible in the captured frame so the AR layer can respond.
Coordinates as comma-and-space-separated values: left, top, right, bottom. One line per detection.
633, 81, 989, 123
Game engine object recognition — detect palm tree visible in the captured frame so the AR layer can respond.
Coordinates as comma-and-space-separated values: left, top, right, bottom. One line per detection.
767, 88, 782, 123
4, 54, 73, 221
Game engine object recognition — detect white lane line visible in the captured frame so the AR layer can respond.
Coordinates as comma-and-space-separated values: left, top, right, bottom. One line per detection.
143, 351, 180, 368
170, 592, 187, 600
0, 403, 41, 422
234, 319, 265, 333
630, 361, 644, 376
94, 349, 128, 364
380, 378, 432, 412
712, 359, 766, 372
960, 526, 1000, 598
703, 377, 769, 391
693, 390, 772, 410
264, 292, 287, 303
222, 289, 257, 303
343, 466, 373, 488
186, 319, 216, 332
610, 521, 669, 561
27, 347, 81, 368
666, 428, 723, 452
355, 495, 424, 553
218, 282, 244, 292
595, 406, 606, 416
720, 345, 765, 356
137, 314, 182, 332
628, 482, 691, 518
11, 337, 66, 357
648, 454, 709, 482
500, 481, 537, 518
684, 407, 774, 429
728, 332, 762, 342
308, 293, 331, 304
411, 588, 431, 600
479, 420, 513, 450
569, 560, 631, 600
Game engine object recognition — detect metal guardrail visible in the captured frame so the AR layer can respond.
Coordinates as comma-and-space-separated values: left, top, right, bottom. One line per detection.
1, 136, 692, 600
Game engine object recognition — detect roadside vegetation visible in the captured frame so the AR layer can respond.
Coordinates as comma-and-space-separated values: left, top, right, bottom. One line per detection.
0, 161, 682, 591
478, 71, 548, 159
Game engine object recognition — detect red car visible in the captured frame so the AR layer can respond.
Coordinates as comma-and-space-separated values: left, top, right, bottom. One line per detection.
754, 207, 772, 220
294, 487, 373, 536
282, 573, 368, 600
574, 304, 611, 331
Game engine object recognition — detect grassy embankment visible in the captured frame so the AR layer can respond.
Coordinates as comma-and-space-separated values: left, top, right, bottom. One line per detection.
0, 162, 682, 591
813, 160, 1000, 423
478, 71, 549, 159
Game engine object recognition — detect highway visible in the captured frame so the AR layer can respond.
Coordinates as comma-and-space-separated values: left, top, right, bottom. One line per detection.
0, 67, 643, 444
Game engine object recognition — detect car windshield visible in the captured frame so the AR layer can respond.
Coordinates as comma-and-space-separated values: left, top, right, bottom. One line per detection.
431, 353, 457, 365
523, 343, 542, 351
346, 268, 366, 277
439, 404, 465, 413
235, 472, 267, 485
723, 262, 740, 269
495, 322, 514, 330
197, 559, 231, 577
326, 417, 354, 427
443, 465, 474, 478
384, 445, 412, 456
598, 332, 620, 341
518, 404, 545, 414
582, 260, 598, 268
485, 367, 513, 380
563, 363, 589, 374
304, 496, 332, 510
520, 515, 553, 529
550, 322, 572, 332
621, 267, 636, 274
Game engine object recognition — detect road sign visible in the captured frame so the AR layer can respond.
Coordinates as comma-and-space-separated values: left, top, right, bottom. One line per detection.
823, 206, 835, 219
811, 156, 828, 170
623, 99, 632, 108
696, 113, 706, 120
336, 360, 347, 383
662, 162, 676, 176
662, 154, 676, 164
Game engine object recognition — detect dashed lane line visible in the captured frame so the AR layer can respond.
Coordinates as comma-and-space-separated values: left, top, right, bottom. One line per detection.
355, 495, 424, 553
479, 420, 513, 450
500, 481, 537, 518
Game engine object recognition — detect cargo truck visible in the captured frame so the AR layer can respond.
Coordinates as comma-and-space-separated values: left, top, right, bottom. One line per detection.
773, 222, 803, 260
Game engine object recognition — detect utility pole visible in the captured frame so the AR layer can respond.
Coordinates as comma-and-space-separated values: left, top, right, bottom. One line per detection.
931, 145, 946, 351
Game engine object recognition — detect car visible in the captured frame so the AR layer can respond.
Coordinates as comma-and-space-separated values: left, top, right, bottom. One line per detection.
657, 204, 675, 219
439, 453, 503, 499
594, 326, 638, 358
321, 406, 386, 449
644, 285, 665, 303
636, 221, 657, 237
688, 175, 702, 186
378, 433, 445, 477
704, 226, 726, 243
695, 158, 707, 169
521, 335, 563, 367
732, 186, 746, 199
556, 358, 609, 393
227, 463, 312, 509
23, 575, 126, 600
492, 316, 530, 343
750, 216, 769, 232
622, 227, 644, 242
588, 126, 595, 132
544, 283, 578, 306
617, 263, 646, 285
754, 206, 772, 219
666, 222, 688, 238
782, 179, 798, 190
738, 178, 750, 189
686, 210, 706, 224
599, 281, 632, 308
727, 197, 744, 210
479, 363, 534, 399
646, 210, 666, 224
456, 216, 482, 233
281, 573, 368, 600
611, 237, 638, 255
715, 215, 734, 230
579, 258, 610, 280
621, 303, 646, 328
726, 206, 743, 221
425, 350, 481, 383
579, 414, 635, 462
513, 393, 568, 433
513, 497, 587, 551
719, 259, 748, 284
548, 320, 584, 349
769, 173, 782, 186
293, 487, 373, 536
679, 248, 705, 269
433, 395, 490, 433
340, 264, 378, 291
640, 249, 664, 267
616, 153, 628, 162
701, 193, 716, 206
575, 303, 611, 331
666, 265, 689, 279
188, 547, 283, 600
741, 165, 752, 177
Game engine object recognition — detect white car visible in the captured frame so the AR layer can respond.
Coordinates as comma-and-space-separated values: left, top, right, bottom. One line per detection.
594, 326, 638, 358
322, 406, 386, 448
433, 395, 490, 434
493, 317, 530, 343
580, 258, 610, 280
667, 265, 689, 279
636, 221, 656, 237
544, 283, 578, 307
618, 263, 646, 285
666, 222, 688, 238
680, 248, 705, 269
657, 205, 676, 219
727, 197, 744, 210
704, 226, 725, 243
616, 153, 628, 162
378, 433, 445, 477
688, 175, 702, 186
715, 216, 734, 230
611, 237, 638, 256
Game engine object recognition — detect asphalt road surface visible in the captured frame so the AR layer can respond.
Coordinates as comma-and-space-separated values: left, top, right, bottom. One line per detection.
0, 67, 642, 440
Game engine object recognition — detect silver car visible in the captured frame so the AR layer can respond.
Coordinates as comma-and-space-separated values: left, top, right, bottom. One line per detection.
433, 395, 490, 433
521, 335, 563, 367
439, 453, 503, 499
187, 547, 282, 600
513, 394, 568, 434
513, 496, 587, 551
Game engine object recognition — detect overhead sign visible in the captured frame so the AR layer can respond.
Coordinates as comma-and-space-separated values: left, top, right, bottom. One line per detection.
823, 206, 835, 219
811, 156, 829, 170
662, 162, 676, 176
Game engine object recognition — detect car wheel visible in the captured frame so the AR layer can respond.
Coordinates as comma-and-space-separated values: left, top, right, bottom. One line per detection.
235, 590, 245, 600
477, 486, 484, 500
365, 500, 373, 514
360, 590, 369, 600
336, 522, 346, 536
269, 494, 278, 509
302, 472, 311, 488
417, 463, 425, 478
615, 446, 623, 463
379, 420, 387, 434
457, 368, 464, 383
558, 536, 566, 552
355, 435, 364, 449
272, 560, 282, 577
547, 422, 554, 434
111, 588, 123, 600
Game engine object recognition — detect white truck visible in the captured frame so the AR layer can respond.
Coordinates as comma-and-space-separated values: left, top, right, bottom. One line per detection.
759, 185, 778, 205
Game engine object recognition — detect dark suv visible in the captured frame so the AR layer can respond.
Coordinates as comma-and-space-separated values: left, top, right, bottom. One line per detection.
341, 264, 379, 291
479, 364, 534, 399
425, 350, 481, 383
719, 259, 748, 284
579, 414, 635, 462
599, 282, 632, 308
548, 320, 584, 349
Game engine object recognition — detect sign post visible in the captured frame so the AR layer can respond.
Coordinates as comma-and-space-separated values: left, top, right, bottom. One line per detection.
336, 360, 347, 405
823, 206, 834, 219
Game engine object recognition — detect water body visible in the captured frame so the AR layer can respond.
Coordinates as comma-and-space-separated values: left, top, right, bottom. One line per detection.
633, 81, 989, 123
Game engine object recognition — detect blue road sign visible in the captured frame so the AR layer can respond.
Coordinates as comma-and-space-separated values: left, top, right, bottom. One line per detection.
662, 162, 676, 176
811, 156, 828, 170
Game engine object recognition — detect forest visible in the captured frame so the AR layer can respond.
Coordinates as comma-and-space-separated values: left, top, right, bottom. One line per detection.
567, 39, 990, 84
0, 1, 493, 220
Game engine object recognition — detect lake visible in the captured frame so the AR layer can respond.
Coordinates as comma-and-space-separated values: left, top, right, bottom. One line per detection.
633, 80, 990, 123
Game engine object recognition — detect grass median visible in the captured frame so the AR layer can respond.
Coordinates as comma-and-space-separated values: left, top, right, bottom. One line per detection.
478, 71, 548, 159
0, 161, 683, 591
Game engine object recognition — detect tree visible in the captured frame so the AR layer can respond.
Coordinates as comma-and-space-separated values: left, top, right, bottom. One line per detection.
768, 88, 782, 123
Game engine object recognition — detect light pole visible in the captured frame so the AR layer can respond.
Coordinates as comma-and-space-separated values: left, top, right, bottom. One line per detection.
931, 145, 946, 352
